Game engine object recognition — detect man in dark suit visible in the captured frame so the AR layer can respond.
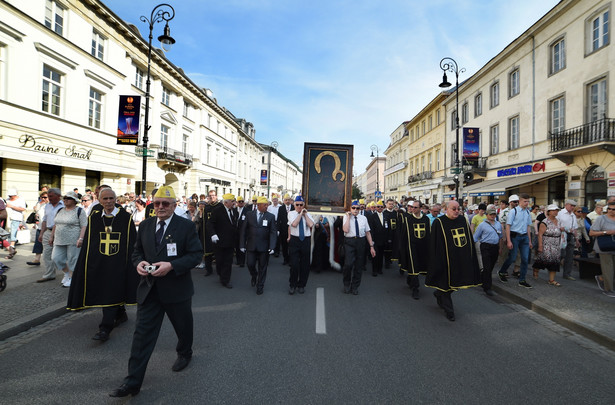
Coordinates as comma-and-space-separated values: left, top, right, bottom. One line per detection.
368, 200, 388, 276
207, 193, 238, 288
277, 193, 294, 265
109, 186, 202, 398
239, 196, 277, 295
245, 196, 258, 213
234, 196, 247, 267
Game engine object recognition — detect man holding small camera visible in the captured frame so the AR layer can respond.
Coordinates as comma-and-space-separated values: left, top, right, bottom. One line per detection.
110, 186, 202, 398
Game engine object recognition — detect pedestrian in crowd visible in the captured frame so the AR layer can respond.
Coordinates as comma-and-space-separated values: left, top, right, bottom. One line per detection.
143, 187, 158, 219
278, 193, 293, 265
341, 200, 376, 295
533, 204, 562, 286
426, 200, 481, 321
588, 201, 605, 222
50, 191, 87, 288
109, 186, 202, 397
498, 193, 533, 288
202, 189, 220, 276
27, 191, 48, 266
287, 195, 314, 294
589, 200, 615, 297
368, 200, 387, 276
399, 200, 431, 299
499, 196, 518, 223
421, 204, 430, 216
267, 194, 282, 257
239, 196, 277, 295
81, 194, 94, 216
132, 198, 147, 230
470, 203, 487, 233
575, 206, 591, 258
125, 192, 136, 214
37, 188, 64, 282
578, 206, 593, 257
4, 189, 26, 259
383, 198, 399, 269
427, 204, 442, 225
557, 199, 579, 281
68, 187, 137, 342
186, 200, 197, 222
207, 193, 238, 288
473, 207, 503, 296
234, 196, 247, 267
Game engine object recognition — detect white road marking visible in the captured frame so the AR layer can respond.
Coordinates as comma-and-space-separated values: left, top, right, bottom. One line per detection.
316, 287, 326, 334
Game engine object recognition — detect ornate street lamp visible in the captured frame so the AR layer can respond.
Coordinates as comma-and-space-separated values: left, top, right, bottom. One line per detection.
370, 144, 380, 200
438, 57, 465, 201
139, 4, 176, 198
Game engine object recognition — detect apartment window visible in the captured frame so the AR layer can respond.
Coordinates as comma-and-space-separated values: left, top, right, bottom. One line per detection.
421, 156, 425, 173
490, 124, 499, 155
45, 0, 65, 36
461, 102, 469, 124
410, 128, 414, 142
508, 116, 520, 150
409, 161, 413, 176
550, 38, 566, 74
135, 68, 144, 89
490, 82, 499, 108
422, 120, 426, 135
160, 125, 169, 149
88, 87, 102, 129
206, 144, 211, 164
415, 125, 419, 138
587, 78, 607, 122
451, 110, 457, 131
474, 93, 482, 117
436, 109, 441, 125
91, 30, 105, 60
588, 9, 610, 53
428, 115, 433, 131
162, 87, 170, 106
42, 64, 62, 116
509, 69, 520, 98
550, 96, 565, 134
183, 101, 191, 118
435, 149, 441, 170
182, 134, 188, 154
428, 153, 432, 172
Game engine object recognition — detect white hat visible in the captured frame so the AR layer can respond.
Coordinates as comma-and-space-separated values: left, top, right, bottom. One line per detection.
7, 188, 17, 196
63, 191, 80, 202
509, 194, 519, 202
565, 199, 578, 206
546, 204, 560, 212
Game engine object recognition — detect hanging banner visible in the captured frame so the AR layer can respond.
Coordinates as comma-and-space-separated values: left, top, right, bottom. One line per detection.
260, 169, 268, 186
462, 127, 480, 162
117, 95, 141, 145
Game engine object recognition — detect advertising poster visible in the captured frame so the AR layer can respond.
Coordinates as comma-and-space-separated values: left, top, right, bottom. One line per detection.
117, 95, 141, 145
462, 127, 480, 161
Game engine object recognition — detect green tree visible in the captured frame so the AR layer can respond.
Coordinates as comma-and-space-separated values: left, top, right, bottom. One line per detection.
352, 182, 363, 200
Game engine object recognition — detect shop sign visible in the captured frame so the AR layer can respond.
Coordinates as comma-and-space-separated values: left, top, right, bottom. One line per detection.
609, 179, 615, 187
468, 191, 506, 197
497, 161, 545, 177
569, 181, 581, 190
608, 188, 615, 197
19, 134, 92, 160
609, 172, 615, 178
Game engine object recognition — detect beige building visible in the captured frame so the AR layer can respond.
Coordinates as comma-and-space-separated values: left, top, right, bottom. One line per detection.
364, 156, 385, 202
383, 122, 409, 202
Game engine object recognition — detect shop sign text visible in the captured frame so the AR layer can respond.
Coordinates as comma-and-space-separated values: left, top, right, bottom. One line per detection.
497, 161, 545, 177
19, 134, 93, 160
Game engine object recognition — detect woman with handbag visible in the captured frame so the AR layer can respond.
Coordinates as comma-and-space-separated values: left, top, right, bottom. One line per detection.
533, 205, 562, 286
589, 200, 615, 297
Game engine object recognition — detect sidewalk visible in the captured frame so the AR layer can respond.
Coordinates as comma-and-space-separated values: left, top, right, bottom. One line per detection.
1, 243, 614, 351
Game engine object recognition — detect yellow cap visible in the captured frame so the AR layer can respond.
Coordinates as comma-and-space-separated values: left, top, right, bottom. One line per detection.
376, 200, 384, 206
283, 193, 291, 199
359, 199, 365, 204
271, 193, 279, 199
367, 201, 375, 207
154, 186, 176, 199
222, 193, 235, 201
237, 196, 244, 202
257, 196, 268, 204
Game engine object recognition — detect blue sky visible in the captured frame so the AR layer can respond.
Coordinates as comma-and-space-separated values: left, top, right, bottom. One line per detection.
105, 0, 560, 173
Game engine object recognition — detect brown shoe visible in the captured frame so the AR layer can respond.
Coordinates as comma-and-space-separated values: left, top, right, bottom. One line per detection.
36, 277, 56, 283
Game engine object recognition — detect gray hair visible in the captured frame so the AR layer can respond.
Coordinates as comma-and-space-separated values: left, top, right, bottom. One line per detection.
47, 188, 61, 196
99, 187, 116, 199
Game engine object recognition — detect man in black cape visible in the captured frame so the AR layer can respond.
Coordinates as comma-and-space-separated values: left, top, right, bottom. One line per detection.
203, 189, 220, 276
399, 200, 431, 300
68, 187, 138, 341
425, 200, 481, 321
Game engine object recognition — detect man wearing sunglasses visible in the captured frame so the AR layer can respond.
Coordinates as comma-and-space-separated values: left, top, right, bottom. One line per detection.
110, 186, 202, 397
287, 196, 314, 294
343, 200, 376, 294
367, 200, 387, 277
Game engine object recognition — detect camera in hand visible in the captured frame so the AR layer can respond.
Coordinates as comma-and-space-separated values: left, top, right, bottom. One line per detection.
144, 265, 157, 273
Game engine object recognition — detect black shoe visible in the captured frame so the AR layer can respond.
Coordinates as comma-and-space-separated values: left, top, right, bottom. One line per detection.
498, 272, 508, 283
282, 260, 289, 265
289, 287, 296, 295
224, 282, 233, 289
484, 289, 495, 296
412, 288, 420, 300
446, 312, 455, 322
26, 261, 41, 266
274, 253, 279, 257
172, 355, 192, 372
109, 384, 140, 397
344, 286, 351, 294
352, 289, 359, 295
92, 330, 109, 342
204, 271, 213, 277
251, 275, 257, 287
256, 287, 263, 295
433, 291, 443, 309
518, 280, 532, 289
512, 271, 521, 279
297, 287, 305, 294
114, 312, 128, 327
372, 273, 377, 277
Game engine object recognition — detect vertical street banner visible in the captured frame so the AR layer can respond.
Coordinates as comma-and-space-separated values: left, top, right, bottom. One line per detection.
117, 95, 141, 145
302, 143, 353, 214
462, 127, 480, 162
260, 169, 268, 186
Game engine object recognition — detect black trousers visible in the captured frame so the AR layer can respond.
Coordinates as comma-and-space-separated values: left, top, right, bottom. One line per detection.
235, 245, 245, 266
480, 242, 500, 291
343, 237, 366, 291
99, 305, 126, 333
289, 236, 310, 288
124, 287, 193, 389
205, 254, 214, 273
434, 290, 454, 314
247, 250, 269, 288
214, 246, 234, 284
407, 274, 420, 289
372, 245, 385, 274
280, 233, 290, 262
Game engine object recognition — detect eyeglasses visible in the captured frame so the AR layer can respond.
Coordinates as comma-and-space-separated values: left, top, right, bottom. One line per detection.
81, 200, 88, 202
449, 208, 461, 211
41, 196, 48, 199
295, 203, 304, 207
607, 208, 615, 212
351, 207, 359, 210
153, 201, 172, 207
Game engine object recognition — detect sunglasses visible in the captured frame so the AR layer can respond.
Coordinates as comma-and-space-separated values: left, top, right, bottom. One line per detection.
351, 207, 359, 210
608, 208, 615, 212
153, 201, 172, 207
295, 203, 304, 206
81, 200, 88, 202
41, 196, 48, 199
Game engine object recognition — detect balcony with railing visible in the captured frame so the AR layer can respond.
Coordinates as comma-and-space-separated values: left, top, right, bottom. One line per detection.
549, 118, 615, 163
408, 171, 433, 184
157, 146, 193, 171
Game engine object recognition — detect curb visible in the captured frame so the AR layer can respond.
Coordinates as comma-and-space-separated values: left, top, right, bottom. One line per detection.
0, 304, 68, 341
492, 284, 615, 352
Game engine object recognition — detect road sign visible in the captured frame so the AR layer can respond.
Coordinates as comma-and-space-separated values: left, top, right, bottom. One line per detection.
449, 167, 461, 174
375, 191, 382, 199
135, 146, 154, 157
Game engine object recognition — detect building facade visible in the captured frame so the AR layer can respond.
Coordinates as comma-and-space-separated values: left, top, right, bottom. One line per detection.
364, 156, 385, 202
383, 122, 409, 202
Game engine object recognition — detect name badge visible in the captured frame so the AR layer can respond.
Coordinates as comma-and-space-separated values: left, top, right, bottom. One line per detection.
385, 222, 388, 229
262, 220, 268, 227
241, 215, 245, 221
167, 243, 177, 256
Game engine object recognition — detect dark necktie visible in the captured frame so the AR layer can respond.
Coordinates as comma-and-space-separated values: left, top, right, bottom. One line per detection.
258, 212, 263, 226
299, 217, 305, 241
155, 221, 165, 247
355, 216, 360, 237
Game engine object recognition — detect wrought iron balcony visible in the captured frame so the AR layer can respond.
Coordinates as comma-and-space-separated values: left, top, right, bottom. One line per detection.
157, 146, 193, 167
408, 171, 433, 184
550, 118, 615, 153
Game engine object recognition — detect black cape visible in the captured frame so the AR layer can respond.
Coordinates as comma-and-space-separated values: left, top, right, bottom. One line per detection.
384, 209, 401, 261
203, 201, 220, 257
399, 213, 431, 275
425, 215, 481, 292
67, 209, 138, 309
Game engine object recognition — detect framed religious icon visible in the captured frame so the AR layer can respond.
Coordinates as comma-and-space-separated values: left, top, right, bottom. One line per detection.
302, 143, 353, 214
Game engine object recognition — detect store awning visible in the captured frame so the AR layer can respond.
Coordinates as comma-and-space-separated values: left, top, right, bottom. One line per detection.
465, 171, 565, 197
462, 178, 510, 196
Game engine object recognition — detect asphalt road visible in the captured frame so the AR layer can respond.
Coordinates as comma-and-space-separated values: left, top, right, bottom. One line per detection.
1, 256, 614, 404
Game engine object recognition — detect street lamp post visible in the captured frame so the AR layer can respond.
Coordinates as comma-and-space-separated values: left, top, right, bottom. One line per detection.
370, 144, 380, 200
438, 57, 465, 201
267, 141, 278, 197
139, 4, 176, 198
